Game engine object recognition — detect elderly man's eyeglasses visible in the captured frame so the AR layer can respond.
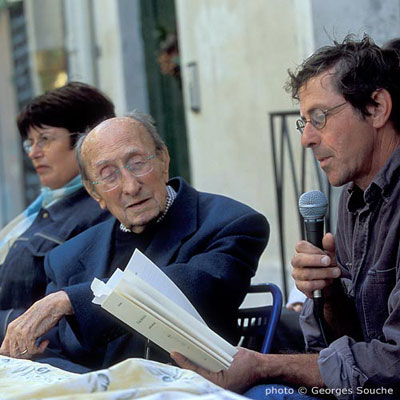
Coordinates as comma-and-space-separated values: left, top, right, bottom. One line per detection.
296, 102, 347, 134
23, 132, 78, 155
90, 154, 156, 192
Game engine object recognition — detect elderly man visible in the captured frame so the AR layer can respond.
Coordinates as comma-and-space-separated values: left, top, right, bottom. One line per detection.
172, 36, 400, 399
0, 111, 268, 373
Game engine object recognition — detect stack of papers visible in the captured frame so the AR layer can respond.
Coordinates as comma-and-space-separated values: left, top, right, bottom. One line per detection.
91, 249, 237, 372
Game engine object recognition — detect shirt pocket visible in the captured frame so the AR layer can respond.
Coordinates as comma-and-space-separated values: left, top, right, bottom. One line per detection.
23, 233, 64, 257
362, 266, 397, 341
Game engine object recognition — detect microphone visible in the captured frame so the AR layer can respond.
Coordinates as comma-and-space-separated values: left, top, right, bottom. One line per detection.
298, 190, 328, 301
298, 190, 329, 346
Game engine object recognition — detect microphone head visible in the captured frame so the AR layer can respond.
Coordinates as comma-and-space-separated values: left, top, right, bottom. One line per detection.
298, 190, 328, 220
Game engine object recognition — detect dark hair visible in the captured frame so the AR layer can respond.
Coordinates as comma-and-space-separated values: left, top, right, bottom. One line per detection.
383, 38, 400, 53
17, 81, 115, 147
286, 34, 400, 131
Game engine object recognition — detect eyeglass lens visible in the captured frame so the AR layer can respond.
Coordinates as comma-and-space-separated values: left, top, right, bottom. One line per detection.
96, 155, 155, 192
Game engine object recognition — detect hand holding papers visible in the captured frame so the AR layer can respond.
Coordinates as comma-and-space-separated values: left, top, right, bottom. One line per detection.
91, 249, 237, 372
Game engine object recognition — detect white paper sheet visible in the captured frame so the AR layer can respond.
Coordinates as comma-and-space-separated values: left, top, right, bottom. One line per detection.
92, 249, 205, 323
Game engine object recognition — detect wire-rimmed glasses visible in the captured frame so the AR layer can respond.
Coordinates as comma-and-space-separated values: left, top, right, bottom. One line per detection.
296, 102, 347, 134
90, 154, 156, 192
23, 132, 79, 155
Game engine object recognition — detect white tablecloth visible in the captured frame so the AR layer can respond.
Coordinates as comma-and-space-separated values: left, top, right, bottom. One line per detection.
0, 356, 246, 400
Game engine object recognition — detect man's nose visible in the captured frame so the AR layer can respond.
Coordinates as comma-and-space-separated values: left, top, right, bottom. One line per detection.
119, 168, 141, 196
300, 124, 321, 149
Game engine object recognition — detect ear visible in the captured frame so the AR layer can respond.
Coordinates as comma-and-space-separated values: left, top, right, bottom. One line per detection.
158, 145, 170, 183
83, 180, 107, 210
367, 89, 392, 129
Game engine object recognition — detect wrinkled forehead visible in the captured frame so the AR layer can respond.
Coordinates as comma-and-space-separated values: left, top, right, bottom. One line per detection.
298, 71, 337, 98
82, 117, 155, 163
298, 71, 342, 116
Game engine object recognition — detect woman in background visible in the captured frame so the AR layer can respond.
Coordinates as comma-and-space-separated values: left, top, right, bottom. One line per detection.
0, 82, 115, 341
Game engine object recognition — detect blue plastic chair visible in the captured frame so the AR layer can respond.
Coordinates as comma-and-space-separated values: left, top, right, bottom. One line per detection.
237, 283, 283, 354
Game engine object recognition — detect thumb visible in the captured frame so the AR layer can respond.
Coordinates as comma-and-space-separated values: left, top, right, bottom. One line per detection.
170, 352, 217, 383
322, 233, 337, 265
170, 352, 194, 369
170, 352, 207, 376
38, 339, 49, 354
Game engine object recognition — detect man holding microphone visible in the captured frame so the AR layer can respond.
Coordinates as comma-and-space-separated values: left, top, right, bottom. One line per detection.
173, 34, 400, 399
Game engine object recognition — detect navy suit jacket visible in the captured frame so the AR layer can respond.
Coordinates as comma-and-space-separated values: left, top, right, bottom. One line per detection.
43, 178, 269, 371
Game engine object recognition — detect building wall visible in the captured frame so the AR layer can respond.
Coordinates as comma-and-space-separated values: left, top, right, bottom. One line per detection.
25, 0, 66, 93
64, 0, 98, 86
311, 0, 400, 48
0, 10, 24, 225
91, 0, 126, 115
63, 0, 149, 115
63, 0, 149, 116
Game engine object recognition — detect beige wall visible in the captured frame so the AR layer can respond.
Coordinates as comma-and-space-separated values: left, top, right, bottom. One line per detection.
64, 0, 97, 85
92, 0, 127, 115
175, 0, 317, 289
63, 0, 130, 114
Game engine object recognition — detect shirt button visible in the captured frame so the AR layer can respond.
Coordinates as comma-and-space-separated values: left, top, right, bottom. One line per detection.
43, 212, 48, 218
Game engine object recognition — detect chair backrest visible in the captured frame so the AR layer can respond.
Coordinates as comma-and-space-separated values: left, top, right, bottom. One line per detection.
237, 282, 283, 354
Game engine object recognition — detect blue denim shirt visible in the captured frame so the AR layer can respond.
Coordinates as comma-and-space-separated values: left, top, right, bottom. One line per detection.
300, 146, 400, 399
0, 187, 110, 339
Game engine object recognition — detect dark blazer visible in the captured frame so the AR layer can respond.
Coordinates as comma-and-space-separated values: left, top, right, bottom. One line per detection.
42, 178, 269, 371
0, 187, 110, 339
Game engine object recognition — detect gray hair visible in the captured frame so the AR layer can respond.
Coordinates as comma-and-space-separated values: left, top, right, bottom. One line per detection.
76, 133, 90, 183
76, 110, 166, 186
125, 109, 165, 152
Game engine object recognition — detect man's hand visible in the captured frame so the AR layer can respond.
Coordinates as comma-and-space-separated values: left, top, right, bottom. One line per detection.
287, 302, 304, 313
171, 347, 262, 392
0, 291, 73, 359
172, 348, 325, 392
291, 232, 341, 298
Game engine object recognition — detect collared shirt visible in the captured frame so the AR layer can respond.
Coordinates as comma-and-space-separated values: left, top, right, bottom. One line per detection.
300, 146, 400, 399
